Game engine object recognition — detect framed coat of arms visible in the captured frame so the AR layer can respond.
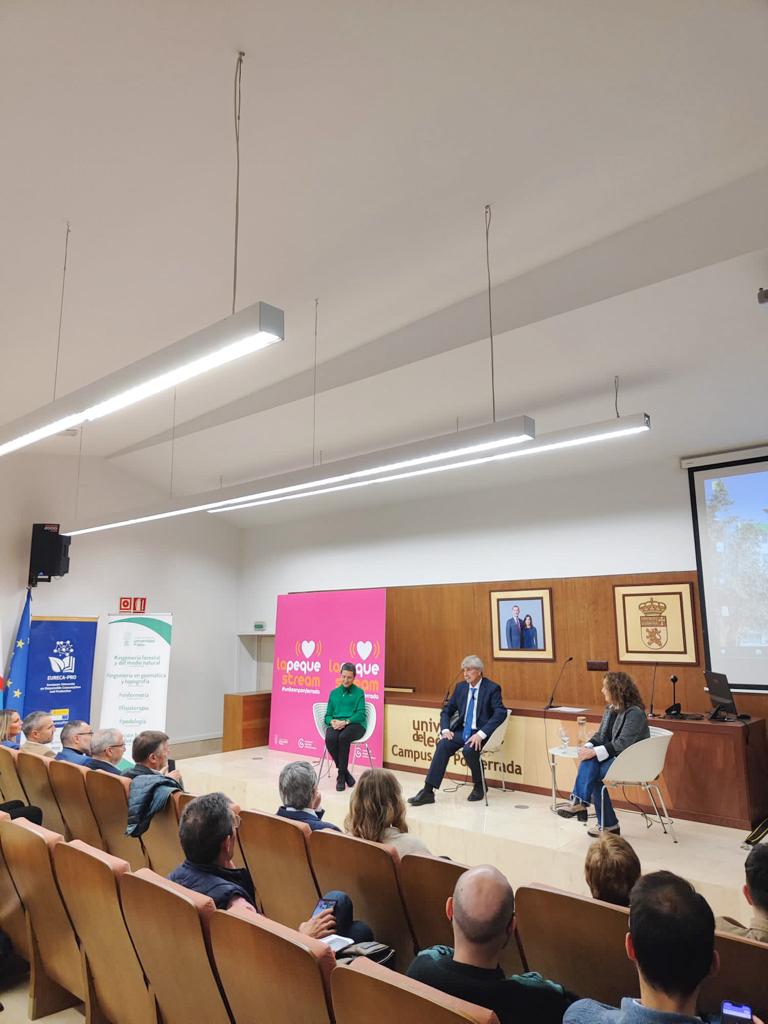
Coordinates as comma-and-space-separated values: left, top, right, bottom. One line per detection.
613, 583, 698, 664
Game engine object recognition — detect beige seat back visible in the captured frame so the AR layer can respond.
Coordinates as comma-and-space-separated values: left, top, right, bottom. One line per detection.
701, 929, 768, 1017
515, 884, 636, 1005
85, 769, 147, 870
0, 745, 29, 804
332, 957, 500, 1024
48, 760, 105, 849
238, 810, 319, 923
140, 789, 185, 876
211, 907, 335, 1024
310, 828, 416, 972
15, 751, 68, 836
0, 810, 28, 959
120, 868, 231, 1024
0, 818, 84, 1017
54, 840, 157, 1024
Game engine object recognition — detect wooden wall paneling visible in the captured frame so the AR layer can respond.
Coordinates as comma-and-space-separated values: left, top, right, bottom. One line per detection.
223, 693, 272, 752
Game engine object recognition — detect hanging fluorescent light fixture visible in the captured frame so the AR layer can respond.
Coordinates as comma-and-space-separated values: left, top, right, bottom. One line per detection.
0, 301, 284, 459
67, 413, 650, 535
208, 413, 650, 514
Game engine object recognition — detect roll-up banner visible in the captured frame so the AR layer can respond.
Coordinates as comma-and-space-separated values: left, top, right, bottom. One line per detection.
24, 616, 98, 753
269, 588, 386, 766
100, 613, 173, 754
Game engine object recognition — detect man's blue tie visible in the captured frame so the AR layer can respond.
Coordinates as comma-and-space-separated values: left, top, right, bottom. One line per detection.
463, 688, 476, 743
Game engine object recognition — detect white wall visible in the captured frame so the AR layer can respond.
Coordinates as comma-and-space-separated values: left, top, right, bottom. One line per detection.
0, 452, 239, 742
236, 454, 697, 631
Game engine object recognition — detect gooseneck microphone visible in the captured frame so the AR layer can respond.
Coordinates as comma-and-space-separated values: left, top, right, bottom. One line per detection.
648, 663, 659, 718
544, 656, 574, 711
665, 674, 681, 718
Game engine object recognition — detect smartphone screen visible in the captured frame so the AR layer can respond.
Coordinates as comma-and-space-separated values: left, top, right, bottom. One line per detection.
722, 1002, 752, 1024
311, 897, 337, 919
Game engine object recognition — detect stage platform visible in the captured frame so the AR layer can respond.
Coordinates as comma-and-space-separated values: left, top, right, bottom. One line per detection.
178, 745, 752, 923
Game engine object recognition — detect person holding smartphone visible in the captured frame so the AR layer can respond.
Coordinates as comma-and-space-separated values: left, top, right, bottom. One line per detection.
564, 871, 763, 1024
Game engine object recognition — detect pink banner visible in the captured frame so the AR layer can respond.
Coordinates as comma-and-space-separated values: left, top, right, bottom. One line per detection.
269, 588, 386, 767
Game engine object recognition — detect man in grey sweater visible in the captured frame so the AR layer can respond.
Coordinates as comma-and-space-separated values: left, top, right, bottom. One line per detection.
565, 872, 759, 1024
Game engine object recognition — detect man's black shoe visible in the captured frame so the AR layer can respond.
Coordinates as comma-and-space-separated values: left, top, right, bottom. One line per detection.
408, 788, 435, 806
336, 776, 346, 792
467, 788, 485, 802
345, 771, 355, 788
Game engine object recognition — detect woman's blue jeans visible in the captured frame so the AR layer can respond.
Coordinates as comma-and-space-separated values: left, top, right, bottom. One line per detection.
571, 756, 618, 828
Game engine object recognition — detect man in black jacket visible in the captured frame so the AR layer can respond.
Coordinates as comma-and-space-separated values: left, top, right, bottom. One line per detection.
409, 655, 507, 805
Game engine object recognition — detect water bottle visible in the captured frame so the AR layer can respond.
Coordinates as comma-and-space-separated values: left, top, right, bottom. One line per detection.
577, 716, 587, 745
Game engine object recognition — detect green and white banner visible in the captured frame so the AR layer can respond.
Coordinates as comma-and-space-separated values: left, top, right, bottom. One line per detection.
100, 612, 173, 753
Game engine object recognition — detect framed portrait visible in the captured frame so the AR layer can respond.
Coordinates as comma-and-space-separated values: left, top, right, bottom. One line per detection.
491, 588, 555, 661
614, 583, 698, 664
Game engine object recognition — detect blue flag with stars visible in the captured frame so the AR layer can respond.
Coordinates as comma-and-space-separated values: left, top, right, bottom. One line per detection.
4, 590, 31, 712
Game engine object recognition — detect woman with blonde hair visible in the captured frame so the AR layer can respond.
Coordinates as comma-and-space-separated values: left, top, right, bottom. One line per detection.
0, 709, 22, 749
345, 768, 431, 855
558, 671, 649, 838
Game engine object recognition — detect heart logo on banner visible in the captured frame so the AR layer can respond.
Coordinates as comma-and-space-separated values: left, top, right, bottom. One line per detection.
301, 640, 316, 658
356, 640, 373, 661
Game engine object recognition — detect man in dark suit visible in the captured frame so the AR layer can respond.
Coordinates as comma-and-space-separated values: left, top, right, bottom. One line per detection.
409, 655, 507, 805
505, 605, 523, 649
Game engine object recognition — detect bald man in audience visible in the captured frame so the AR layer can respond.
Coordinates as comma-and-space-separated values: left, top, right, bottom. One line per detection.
20, 711, 56, 757
84, 728, 126, 774
407, 865, 574, 1024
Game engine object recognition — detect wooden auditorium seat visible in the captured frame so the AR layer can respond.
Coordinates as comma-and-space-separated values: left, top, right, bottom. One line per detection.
16, 750, 69, 836
309, 828, 416, 972
53, 839, 158, 1024
140, 789, 185, 876
0, 745, 30, 804
699, 928, 768, 1018
0, 810, 28, 960
85, 768, 148, 870
0, 818, 84, 1018
514, 883, 637, 1005
48, 759, 105, 849
210, 906, 335, 1024
237, 809, 319, 923
332, 957, 500, 1024
119, 868, 232, 1024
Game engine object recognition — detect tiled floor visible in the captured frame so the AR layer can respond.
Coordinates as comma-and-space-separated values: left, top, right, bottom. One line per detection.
178, 745, 753, 922
1, 982, 83, 1023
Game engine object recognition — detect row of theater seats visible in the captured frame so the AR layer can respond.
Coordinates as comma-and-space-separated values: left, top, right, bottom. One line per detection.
1, 745, 766, 1017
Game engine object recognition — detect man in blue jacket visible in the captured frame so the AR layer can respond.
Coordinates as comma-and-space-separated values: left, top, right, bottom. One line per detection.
276, 760, 340, 831
55, 720, 93, 764
409, 655, 507, 805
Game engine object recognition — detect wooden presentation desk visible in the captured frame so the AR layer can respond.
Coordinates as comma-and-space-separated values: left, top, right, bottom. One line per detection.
383, 697, 768, 830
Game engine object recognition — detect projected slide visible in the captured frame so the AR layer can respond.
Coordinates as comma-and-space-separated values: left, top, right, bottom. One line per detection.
691, 458, 768, 691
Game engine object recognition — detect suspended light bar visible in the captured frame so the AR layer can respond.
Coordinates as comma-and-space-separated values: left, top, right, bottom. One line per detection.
0, 301, 284, 459
208, 413, 650, 514
67, 414, 650, 536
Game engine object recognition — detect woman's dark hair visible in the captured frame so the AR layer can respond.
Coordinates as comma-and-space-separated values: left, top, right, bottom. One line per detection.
523, 615, 533, 627
604, 671, 645, 710
340, 662, 357, 677
178, 792, 235, 864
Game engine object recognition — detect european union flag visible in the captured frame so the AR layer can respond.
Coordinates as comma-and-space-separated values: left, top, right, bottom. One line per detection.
4, 590, 31, 713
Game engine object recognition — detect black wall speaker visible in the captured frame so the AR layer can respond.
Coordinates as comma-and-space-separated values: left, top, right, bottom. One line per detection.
28, 523, 71, 587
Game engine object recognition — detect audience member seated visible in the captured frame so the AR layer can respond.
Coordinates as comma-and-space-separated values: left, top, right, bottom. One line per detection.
276, 760, 340, 831
169, 792, 372, 942
55, 719, 94, 764
716, 843, 768, 944
122, 730, 184, 785
584, 834, 641, 908
345, 767, 431, 855
407, 865, 574, 1024
84, 728, 126, 774
564, 871, 725, 1024
20, 710, 56, 757
0, 709, 22, 749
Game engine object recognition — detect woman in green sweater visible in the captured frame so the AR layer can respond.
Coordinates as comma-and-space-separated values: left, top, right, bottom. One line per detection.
324, 662, 367, 792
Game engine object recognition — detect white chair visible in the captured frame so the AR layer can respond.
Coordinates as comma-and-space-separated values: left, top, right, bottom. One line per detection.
600, 726, 677, 842
462, 710, 511, 806
312, 701, 376, 780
